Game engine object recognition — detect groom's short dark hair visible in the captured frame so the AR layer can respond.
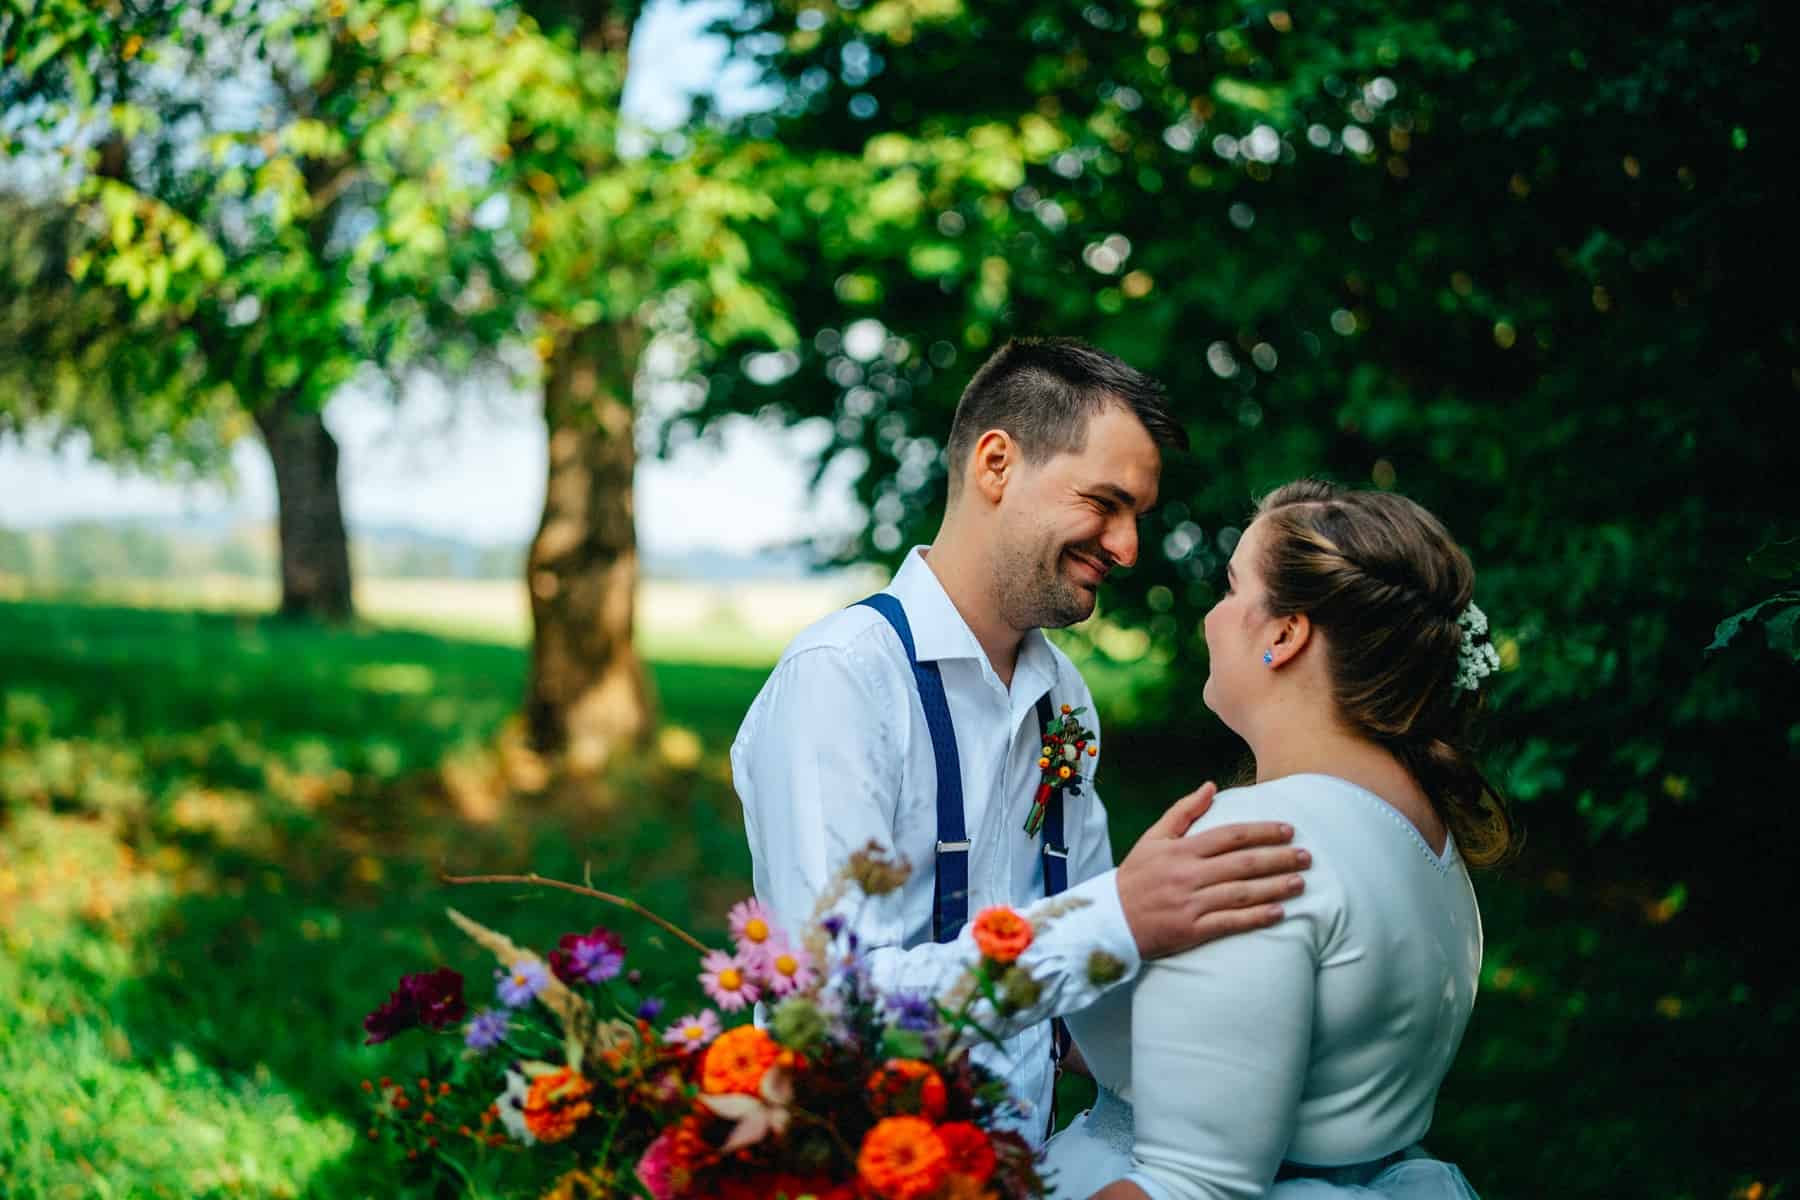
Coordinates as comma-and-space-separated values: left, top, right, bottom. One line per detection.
945, 338, 1186, 499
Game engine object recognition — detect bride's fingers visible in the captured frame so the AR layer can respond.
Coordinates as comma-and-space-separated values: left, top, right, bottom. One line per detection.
1145, 781, 1219, 840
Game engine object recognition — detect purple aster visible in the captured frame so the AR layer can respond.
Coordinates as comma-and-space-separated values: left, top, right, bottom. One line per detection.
548, 926, 626, 986
496, 959, 549, 1008
362, 967, 465, 1045
572, 936, 625, 982
885, 991, 939, 1033
636, 996, 666, 1023
465, 1009, 509, 1052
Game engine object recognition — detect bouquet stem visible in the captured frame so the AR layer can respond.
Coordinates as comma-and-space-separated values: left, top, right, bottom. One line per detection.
442, 871, 710, 956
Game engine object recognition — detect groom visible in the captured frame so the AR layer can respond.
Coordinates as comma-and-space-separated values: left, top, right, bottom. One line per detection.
730, 338, 1309, 1138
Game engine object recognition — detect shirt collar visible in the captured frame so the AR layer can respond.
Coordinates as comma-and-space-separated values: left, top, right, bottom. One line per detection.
888, 547, 1061, 702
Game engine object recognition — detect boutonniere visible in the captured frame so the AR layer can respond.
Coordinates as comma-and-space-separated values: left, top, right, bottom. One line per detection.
1025, 704, 1098, 836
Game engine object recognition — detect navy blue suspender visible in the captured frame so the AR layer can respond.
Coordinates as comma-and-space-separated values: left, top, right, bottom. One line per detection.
1036, 693, 1068, 900
855, 594, 1067, 943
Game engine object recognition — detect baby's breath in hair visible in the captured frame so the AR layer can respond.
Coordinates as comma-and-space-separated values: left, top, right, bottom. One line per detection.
1453, 603, 1504, 692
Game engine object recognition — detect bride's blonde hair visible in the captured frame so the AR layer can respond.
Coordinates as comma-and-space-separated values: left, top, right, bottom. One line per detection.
1254, 479, 1516, 867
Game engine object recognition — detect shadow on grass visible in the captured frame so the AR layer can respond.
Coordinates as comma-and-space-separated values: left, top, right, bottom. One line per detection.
0, 600, 773, 1198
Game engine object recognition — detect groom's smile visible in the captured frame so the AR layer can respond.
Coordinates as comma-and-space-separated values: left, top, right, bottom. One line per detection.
1063, 547, 1112, 590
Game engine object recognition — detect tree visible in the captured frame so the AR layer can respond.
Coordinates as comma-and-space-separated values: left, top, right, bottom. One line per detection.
684, 1, 1796, 861
392, 0, 802, 771
3, 0, 530, 619
5, 0, 811, 769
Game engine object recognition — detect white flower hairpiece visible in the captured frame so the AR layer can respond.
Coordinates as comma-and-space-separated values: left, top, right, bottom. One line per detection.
1454, 602, 1502, 692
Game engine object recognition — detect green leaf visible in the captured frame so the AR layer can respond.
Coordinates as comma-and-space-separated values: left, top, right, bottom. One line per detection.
1764, 604, 1800, 661
68, 53, 96, 109
878, 1027, 928, 1061
1708, 593, 1800, 655
17, 32, 71, 80
1747, 537, 1800, 581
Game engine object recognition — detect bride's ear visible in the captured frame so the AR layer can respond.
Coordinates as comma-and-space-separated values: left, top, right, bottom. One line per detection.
1269, 614, 1313, 667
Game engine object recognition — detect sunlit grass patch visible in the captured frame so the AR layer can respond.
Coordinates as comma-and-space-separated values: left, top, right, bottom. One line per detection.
0, 599, 766, 1199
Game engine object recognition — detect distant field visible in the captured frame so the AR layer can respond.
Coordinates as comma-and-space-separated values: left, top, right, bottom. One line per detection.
0, 571, 884, 664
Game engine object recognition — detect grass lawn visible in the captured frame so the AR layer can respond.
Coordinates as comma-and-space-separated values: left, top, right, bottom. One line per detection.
0, 600, 1788, 1198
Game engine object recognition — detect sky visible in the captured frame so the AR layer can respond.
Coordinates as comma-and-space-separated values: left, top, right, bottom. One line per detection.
0, 0, 862, 557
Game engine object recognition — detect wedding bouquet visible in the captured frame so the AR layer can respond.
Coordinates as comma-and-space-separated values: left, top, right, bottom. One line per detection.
356, 844, 1064, 1199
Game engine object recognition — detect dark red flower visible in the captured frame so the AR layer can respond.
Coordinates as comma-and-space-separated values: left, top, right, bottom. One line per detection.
362, 967, 466, 1045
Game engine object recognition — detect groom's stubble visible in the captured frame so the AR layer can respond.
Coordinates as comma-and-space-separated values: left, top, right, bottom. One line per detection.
988, 511, 1107, 633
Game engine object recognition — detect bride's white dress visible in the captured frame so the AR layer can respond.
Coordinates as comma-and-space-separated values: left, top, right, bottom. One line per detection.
1043, 774, 1484, 1199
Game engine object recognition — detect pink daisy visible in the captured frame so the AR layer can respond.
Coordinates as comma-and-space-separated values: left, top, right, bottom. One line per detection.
662, 1009, 722, 1051
761, 936, 818, 998
699, 949, 761, 1011
728, 898, 778, 963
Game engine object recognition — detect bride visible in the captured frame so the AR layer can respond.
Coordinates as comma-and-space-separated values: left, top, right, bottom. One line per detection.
1044, 479, 1510, 1199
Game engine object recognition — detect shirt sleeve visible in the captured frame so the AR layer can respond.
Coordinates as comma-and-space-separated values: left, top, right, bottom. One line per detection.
730, 639, 1139, 1030
1120, 851, 1335, 1200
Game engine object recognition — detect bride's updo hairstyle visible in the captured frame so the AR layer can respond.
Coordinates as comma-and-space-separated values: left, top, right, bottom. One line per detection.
1254, 479, 1515, 867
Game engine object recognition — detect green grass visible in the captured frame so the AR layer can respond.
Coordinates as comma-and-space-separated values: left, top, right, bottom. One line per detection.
0, 600, 1790, 1199
0, 601, 760, 1199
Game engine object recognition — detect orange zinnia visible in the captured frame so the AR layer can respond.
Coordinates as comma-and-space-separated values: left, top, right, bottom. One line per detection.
701, 1024, 780, 1095
934, 1121, 997, 1184
970, 906, 1033, 964
857, 1116, 950, 1200
521, 1067, 595, 1144
866, 1058, 948, 1120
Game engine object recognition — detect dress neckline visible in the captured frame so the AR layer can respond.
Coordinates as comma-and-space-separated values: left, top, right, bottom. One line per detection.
1283, 772, 1459, 871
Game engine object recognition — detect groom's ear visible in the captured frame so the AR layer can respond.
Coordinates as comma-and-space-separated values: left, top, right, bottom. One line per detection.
969, 428, 1019, 506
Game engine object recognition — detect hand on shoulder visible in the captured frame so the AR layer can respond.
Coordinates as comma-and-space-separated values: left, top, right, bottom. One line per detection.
1116, 782, 1312, 961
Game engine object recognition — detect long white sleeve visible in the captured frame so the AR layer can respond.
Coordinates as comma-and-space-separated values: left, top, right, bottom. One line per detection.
1121, 872, 1331, 1200
731, 641, 1139, 1031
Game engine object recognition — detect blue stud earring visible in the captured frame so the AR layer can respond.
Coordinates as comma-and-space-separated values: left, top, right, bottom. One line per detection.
1263, 649, 1275, 666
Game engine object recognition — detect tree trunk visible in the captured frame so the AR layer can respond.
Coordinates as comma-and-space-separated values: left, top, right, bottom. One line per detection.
523, 321, 656, 773
254, 394, 354, 622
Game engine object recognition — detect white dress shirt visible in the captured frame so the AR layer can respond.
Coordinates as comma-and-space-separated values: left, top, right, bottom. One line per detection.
730, 547, 1143, 1137
1047, 773, 1483, 1199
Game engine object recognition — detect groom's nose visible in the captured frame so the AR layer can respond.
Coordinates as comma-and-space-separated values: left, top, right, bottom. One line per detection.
1101, 518, 1139, 570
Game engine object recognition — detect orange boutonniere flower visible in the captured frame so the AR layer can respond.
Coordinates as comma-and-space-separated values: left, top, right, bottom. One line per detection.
858, 1116, 951, 1200
971, 906, 1033, 964
1026, 704, 1096, 836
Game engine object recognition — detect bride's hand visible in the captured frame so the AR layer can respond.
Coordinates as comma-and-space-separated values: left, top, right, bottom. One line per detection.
1115, 783, 1310, 961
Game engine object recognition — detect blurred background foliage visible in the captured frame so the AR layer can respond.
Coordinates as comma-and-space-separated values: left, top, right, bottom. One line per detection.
2, 0, 1796, 1197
